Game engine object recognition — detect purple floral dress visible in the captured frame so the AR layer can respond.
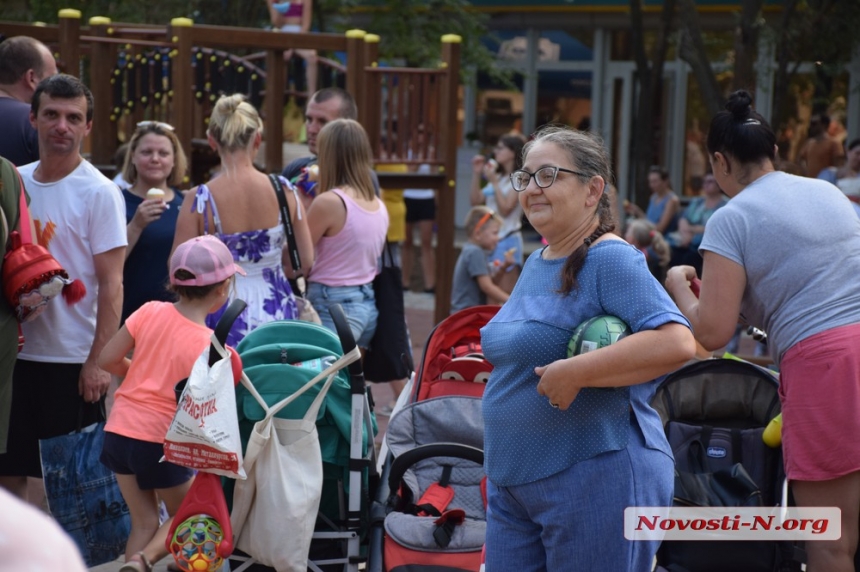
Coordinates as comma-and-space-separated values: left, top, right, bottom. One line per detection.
193, 183, 298, 346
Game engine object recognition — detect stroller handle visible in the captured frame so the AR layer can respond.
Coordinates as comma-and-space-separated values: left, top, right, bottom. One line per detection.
388, 443, 484, 493
210, 298, 247, 367
329, 303, 363, 377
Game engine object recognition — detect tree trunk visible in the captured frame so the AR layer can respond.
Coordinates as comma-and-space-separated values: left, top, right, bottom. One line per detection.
771, 0, 801, 128
733, 0, 765, 91
629, 0, 677, 208
677, 0, 724, 118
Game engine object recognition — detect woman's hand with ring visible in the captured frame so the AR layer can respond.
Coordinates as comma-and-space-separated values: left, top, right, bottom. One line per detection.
535, 360, 581, 410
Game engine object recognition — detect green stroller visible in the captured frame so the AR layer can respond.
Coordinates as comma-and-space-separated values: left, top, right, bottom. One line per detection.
226, 304, 378, 571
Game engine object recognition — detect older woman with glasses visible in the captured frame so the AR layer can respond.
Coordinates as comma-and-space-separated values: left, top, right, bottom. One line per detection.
480, 125, 695, 571
119, 121, 188, 322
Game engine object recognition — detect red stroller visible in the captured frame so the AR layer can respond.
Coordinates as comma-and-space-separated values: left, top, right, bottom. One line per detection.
368, 306, 498, 572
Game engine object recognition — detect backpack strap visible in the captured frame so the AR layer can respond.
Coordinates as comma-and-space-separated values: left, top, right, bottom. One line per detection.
731, 428, 743, 465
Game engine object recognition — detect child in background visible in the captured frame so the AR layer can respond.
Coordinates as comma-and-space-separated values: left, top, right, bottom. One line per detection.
450, 206, 514, 313
99, 235, 244, 572
625, 219, 671, 283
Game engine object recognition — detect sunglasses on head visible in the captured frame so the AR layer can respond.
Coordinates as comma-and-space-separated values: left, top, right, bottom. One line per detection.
136, 120, 174, 132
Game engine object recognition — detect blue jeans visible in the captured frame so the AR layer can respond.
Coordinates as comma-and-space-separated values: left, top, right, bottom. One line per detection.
307, 282, 378, 349
484, 415, 673, 572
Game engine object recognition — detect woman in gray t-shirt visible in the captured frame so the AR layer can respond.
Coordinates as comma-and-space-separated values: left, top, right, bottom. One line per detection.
666, 89, 860, 572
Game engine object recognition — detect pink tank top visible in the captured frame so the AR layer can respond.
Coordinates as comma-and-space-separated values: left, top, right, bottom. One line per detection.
309, 188, 389, 287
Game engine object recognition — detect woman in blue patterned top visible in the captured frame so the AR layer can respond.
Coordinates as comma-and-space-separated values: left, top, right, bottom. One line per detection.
172, 94, 314, 346
481, 126, 696, 571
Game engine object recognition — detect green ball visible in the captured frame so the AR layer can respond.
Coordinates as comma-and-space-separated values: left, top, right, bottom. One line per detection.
567, 315, 632, 357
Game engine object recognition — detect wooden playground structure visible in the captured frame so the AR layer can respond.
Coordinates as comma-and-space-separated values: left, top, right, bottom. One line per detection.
0, 10, 461, 320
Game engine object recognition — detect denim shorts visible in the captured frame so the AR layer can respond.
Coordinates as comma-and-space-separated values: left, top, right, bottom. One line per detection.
484, 415, 674, 571
307, 282, 378, 349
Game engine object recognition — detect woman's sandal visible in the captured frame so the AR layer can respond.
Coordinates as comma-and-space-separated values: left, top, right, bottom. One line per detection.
118, 552, 153, 572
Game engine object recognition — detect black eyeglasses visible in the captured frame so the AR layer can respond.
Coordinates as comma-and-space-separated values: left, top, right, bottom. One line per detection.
510, 166, 589, 192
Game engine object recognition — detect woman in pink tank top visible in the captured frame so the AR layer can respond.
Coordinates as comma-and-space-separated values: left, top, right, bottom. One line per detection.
306, 119, 389, 348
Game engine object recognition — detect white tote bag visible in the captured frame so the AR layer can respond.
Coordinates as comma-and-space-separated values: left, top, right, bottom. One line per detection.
230, 347, 360, 572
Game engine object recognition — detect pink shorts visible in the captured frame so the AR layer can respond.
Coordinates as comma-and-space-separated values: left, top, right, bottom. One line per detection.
780, 323, 860, 481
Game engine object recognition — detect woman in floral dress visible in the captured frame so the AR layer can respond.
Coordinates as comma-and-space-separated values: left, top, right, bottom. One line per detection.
172, 94, 313, 346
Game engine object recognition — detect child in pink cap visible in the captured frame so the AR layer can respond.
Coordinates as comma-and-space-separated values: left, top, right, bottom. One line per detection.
98, 235, 244, 572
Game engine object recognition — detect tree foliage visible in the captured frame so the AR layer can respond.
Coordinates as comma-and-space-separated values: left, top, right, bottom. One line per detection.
675, 0, 860, 129
357, 0, 508, 85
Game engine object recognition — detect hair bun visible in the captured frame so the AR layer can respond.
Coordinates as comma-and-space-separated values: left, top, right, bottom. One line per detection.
725, 90, 754, 121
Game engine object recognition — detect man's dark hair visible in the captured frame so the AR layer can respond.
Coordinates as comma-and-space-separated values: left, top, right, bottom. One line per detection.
32, 74, 94, 122
311, 87, 357, 120
847, 138, 860, 152
0, 36, 49, 85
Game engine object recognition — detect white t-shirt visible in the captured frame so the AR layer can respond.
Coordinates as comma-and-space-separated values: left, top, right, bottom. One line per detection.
18, 159, 127, 363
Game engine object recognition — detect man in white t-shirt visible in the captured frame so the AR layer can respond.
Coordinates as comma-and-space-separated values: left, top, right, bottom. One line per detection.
0, 74, 127, 502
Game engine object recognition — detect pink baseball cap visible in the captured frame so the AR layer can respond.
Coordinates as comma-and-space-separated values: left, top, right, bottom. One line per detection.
170, 235, 245, 286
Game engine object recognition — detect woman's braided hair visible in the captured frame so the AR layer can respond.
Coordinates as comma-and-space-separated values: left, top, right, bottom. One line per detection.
523, 125, 616, 295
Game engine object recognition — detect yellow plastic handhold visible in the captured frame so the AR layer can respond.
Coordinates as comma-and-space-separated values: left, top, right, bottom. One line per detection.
89, 16, 110, 25
345, 29, 366, 39
762, 413, 783, 448
34, 22, 47, 27
448, 180, 455, 187
364, 34, 380, 43
441, 34, 462, 44
171, 17, 193, 27
58, 9, 82, 19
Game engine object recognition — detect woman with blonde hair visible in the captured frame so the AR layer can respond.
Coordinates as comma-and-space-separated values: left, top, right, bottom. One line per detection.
172, 94, 313, 346
306, 118, 388, 347
121, 121, 188, 322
